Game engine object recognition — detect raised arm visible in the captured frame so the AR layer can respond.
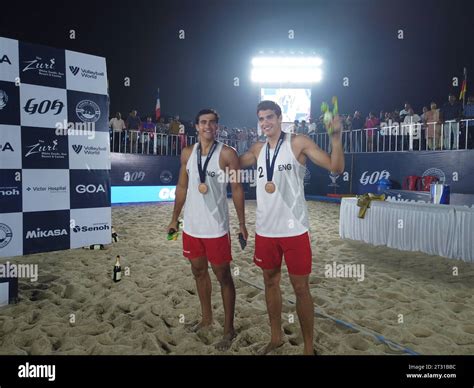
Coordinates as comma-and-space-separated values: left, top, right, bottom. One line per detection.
296, 115, 345, 174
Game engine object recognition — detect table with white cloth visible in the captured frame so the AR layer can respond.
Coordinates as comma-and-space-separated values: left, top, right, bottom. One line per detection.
339, 198, 474, 262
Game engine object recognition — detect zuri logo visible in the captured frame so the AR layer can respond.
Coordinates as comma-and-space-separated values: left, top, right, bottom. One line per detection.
26, 228, 68, 239
72, 145, 83, 154
69, 66, 80, 75
22, 57, 56, 72
24, 98, 64, 115
360, 170, 390, 185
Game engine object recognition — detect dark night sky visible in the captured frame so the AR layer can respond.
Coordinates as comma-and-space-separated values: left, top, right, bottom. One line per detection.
1, 0, 473, 127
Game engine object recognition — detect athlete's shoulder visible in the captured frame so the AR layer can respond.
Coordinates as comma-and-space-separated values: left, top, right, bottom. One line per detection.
180, 144, 194, 163
221, 142, 238, 155
249, 140, 265, 154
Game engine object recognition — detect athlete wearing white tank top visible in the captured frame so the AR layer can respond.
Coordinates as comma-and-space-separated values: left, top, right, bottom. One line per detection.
239, 100, 344, 355
168, 109, 248, 351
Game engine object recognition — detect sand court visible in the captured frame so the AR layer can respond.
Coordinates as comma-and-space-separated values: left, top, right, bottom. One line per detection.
1, 200, 473, 355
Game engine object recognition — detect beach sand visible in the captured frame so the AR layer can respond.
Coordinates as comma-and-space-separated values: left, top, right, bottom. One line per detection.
1, 200, 473, 355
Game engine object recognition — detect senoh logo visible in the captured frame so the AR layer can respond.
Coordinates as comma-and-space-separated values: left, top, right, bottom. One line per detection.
0, 142, 14, 152
0, 55, 12, 65
360, 170, 390, 185
0, 89, 8, 110
76, 100, 100, 123
124, 171, 145, 182
24, 98, 64, 115
75, 184, 106, 194
69, 66, 80, 76
72, 224, 110, 233
72, 145, 83, 154
0, 223, 13, 248
0, 188, 20, 196
158, 187, 176, 201
25, 228, 68, 239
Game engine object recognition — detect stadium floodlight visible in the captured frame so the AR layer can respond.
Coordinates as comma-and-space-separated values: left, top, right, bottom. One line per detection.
251, 67, 322, 83
251, 56, 323, 67
251, 56, 323, 83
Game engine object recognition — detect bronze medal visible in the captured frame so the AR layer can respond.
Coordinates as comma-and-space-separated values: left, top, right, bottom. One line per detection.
198, 183, 208, 194
265, 182, 276, 194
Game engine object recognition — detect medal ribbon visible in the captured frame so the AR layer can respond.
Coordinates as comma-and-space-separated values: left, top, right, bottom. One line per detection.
197, 141, 218, 184
265, 132, 285, 182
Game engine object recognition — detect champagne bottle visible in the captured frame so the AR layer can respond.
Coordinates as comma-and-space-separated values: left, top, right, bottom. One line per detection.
113, 255, 122, 282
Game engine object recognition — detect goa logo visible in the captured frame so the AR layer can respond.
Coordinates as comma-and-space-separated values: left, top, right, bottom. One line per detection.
158, 187, 176, 201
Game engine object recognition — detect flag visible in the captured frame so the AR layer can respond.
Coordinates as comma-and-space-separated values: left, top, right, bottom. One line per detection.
459, 68, 467, 101
459, 79, 467, 101
155, 88, 161, 120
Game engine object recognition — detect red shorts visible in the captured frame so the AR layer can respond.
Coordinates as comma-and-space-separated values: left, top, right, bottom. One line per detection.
254, 232, 312, 276
182, 232, 232, 266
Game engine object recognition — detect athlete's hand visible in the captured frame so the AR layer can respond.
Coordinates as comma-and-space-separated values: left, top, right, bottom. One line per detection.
330, 114, 343, 140
239, 224, 248, 241
167, 220, 179, 234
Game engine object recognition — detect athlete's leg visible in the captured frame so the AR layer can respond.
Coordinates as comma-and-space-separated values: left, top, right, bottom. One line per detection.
211, 262, 236, 350
260, 267, 284, 354
289, 274, 314, 355
189, 256, 213, 330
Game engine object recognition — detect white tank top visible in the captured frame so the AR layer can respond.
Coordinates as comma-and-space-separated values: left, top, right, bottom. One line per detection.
183, 142, 229, 238
256, 134, 309, 237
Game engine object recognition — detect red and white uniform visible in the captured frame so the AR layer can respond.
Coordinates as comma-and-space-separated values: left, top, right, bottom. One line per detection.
254, 134, 312, 275
182, 142, 232, 265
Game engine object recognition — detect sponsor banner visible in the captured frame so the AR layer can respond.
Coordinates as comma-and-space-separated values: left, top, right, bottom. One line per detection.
68, 132, 110, 170
0, 213, 23, 258
67, 90, 109, 133
0, 80, 20, 126
22, 169, 70, 212
111, 186, 176, 203
70, 207, 111, 248
0, 37, 19, 82
23, 210, 70, 255
20, 83, 67, 128
0, 125, 21, 168
70, 170, 111, 209
19, 41, 66, 89
110, 153, 179, 186
21, 126, 69, 169
353, 151, 474, 195
302, 151, 474, 197
0, 169, 22, 214
65, 50, 107, 95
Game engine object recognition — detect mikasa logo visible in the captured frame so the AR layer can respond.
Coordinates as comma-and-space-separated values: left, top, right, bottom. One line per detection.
26, 228, 68, 239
